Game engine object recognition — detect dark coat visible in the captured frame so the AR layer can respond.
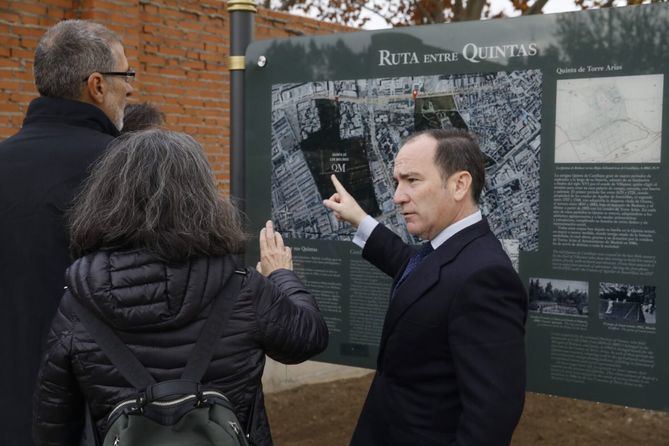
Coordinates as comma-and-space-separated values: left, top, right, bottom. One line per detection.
0, 97, 119, 446
32, 249, 329, 446
350, 219, 527, 446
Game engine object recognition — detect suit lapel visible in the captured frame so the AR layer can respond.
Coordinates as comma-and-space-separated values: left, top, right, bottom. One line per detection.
377, 219, 492, 357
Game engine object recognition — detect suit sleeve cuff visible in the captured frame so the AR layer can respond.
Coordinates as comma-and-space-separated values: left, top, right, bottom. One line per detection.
352, 215, 378, 248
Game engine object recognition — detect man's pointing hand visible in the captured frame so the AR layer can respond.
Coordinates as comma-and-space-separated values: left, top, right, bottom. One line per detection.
322, 174, 367, 228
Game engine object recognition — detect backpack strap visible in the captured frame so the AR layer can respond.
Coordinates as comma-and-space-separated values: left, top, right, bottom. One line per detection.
69, 291, 156, 390
69, 267, 246, 389
181, 268, 246, 382
82, 401, 101, 446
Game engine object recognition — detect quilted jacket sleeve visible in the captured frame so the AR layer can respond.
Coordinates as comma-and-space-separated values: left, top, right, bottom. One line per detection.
253, 268, 329, 364
32, 300, 85, 446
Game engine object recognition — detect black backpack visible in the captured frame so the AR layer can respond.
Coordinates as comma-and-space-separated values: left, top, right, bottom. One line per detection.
71, 269, 250, 446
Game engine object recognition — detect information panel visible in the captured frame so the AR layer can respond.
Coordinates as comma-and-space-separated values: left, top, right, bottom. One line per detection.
244, 5, 668, 410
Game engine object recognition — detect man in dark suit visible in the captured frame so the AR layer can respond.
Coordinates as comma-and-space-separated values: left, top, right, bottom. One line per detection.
0, 20, 132, 445
323, 128, 527, 446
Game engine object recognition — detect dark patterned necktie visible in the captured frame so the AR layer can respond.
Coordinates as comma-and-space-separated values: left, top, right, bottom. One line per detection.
392, 242, 434, 298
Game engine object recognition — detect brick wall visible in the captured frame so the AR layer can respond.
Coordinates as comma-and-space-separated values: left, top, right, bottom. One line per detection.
0, 1, 354, 191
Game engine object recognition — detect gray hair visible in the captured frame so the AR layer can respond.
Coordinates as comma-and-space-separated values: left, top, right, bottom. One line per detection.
122, 102, 166, 133
69, 129, 246, 261
34, 20, 122, 100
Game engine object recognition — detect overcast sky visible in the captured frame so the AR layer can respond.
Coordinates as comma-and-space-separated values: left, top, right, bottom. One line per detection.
279, 0, 644, 29
359, 0, 581, 29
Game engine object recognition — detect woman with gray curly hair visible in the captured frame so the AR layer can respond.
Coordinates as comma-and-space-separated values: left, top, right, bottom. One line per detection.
32, 129, 328, 445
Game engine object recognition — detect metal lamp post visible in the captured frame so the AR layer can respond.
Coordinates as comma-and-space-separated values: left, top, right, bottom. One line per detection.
228, 0, 256, 213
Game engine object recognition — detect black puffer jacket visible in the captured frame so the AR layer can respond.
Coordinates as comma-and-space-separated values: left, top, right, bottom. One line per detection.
32, 249, 328, 446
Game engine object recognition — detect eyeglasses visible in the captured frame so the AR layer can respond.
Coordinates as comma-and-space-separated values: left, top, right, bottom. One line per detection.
83, 69, 136, 83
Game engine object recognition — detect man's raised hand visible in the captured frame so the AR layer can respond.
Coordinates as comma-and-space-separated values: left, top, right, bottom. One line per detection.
322, 174, 367, 228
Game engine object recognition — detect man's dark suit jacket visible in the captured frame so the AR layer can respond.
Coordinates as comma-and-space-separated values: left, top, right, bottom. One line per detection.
0, 97, 119, 445
350, 218, 527, 446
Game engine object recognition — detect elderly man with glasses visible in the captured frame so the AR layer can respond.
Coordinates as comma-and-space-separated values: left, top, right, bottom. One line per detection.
0, 20, 133, 445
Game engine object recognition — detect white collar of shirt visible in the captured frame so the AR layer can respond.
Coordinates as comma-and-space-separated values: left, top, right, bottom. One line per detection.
430, 210, 482, 250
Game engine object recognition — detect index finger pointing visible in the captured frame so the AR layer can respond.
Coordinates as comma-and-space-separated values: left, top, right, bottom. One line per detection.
330, 174, 348, 196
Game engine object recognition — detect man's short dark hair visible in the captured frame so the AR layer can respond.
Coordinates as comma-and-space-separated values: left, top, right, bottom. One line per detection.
404, 128, 486, 203
122, 102, 166, 133
34, 20, 121, 100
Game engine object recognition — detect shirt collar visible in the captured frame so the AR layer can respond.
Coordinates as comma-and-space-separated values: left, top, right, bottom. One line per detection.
430, 210, 482, 250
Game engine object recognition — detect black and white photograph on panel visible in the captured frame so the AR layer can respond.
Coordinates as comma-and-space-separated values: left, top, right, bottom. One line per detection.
554, 74, 663, 163
528, 278, 589, 317
599, 282, 656, 325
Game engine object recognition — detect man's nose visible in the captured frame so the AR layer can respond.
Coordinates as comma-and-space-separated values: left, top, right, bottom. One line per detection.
126, 82, 133, 96
393, 186, 408, 205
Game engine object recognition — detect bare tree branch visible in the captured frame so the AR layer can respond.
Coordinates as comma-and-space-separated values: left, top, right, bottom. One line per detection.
266, 0, 640, 27
526, 0, 549, 15
452, 0, 464, 21
466, 0, 486, 21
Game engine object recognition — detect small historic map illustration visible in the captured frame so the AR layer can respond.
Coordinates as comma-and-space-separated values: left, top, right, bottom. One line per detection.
271, 70, 542, 251
555, 74, 663, 163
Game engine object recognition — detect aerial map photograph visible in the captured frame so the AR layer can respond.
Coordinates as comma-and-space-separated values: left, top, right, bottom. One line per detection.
270, 69, 542, 251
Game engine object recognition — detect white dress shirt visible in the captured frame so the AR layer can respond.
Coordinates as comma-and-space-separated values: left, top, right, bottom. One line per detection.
353, 210, 482, 250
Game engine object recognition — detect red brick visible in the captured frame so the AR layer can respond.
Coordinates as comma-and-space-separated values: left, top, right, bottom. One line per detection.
2, 12, 21, 23
10, 92, 35, 103
0, 79, 21, 90
183, 60, 205, 70
20, 3, 49, 16
41, 0, 72, 6
179, 97, 205, 107
20, 15, 42, 26
159, 46, 185, 57
180, 20, 204, 31
160, 104, 186, 114
198, 51, 221, 62
38, 16, 56, 26
0, 102, 21, 112
159, 67, 186, 76
142, 24, 161, 34
10, 48, 33, 59
0, 58, 20, 69
2, 35, 21, 47
22, 26, 50, 38
197, 33, 225, 44
141, 54, 167, 65
176, 115, 203, 125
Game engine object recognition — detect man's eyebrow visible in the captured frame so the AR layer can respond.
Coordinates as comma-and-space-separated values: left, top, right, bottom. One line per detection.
395, 171, 422, 179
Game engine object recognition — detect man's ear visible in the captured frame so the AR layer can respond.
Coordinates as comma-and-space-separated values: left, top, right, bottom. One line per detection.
451, 171, 472, 202
82, 74, 105, 105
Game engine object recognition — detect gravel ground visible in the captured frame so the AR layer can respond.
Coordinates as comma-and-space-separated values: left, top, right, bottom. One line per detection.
265, 373, 669, 446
